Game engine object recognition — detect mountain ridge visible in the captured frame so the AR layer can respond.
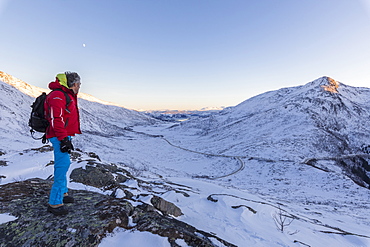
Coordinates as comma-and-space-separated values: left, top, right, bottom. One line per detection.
0, 71, 135, 108
164, 76, 370, 188
172, 76, 370, 155
0, 71, 161, 151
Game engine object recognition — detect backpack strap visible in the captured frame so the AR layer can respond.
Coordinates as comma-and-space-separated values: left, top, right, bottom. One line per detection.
30, 130, 48, 144
52, 88, 72, 112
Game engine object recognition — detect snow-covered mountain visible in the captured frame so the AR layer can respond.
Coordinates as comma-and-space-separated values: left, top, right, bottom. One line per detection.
170, 76, 370, 161
0, 71, 160, 150
1, 73, 370, 247
127, 77, 370, 246
163, 75, 370, 192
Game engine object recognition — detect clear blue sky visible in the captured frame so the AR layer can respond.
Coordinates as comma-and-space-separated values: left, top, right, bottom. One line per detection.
1, 0, 370, 110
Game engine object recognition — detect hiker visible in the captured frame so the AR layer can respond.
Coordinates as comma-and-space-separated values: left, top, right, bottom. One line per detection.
45, 72, 82, 216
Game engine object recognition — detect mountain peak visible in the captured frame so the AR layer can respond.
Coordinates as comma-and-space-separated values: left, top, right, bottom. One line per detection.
304, 76, 341, 93
308, 76, 339, 93
320, 76, 339, 93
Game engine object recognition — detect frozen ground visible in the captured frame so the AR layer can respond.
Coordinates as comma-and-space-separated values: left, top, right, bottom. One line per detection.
1, 123, 370, 246
79, 124, 370, 245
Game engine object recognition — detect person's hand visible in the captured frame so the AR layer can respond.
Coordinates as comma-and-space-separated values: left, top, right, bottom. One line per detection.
60, 137, 74, 153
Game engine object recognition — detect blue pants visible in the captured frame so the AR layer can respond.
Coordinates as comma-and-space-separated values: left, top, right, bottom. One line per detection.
49, 137, 71, 205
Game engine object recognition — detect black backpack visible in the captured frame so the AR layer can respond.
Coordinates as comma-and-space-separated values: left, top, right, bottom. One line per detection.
29, 89, 71, 143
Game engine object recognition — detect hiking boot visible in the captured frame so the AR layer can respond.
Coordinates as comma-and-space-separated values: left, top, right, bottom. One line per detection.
63, 195, 74, 204
47, 205, 68, 216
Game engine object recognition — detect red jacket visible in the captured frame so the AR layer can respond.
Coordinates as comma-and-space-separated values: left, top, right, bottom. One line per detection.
44, 80, 82, 140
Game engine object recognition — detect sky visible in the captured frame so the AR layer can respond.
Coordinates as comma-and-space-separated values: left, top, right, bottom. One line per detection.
1, 0, 370, 110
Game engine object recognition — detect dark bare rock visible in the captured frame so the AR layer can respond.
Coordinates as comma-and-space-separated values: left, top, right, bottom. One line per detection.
70, 163, 129, 189
0, 177, 236, 247
151, 195, 183, 217
0, 178, 133, 247
337, 156, 370, 188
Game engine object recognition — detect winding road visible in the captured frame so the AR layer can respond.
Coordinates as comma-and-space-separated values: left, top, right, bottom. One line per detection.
127, 127, 369, 179
160, 137, 246, 179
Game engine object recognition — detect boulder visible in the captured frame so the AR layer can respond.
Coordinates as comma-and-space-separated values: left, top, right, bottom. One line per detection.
151, 195, 183, 217
70, 163, 129, 188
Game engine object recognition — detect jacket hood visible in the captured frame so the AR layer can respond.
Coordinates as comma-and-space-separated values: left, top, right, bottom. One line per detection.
48, 80, 64, 90
48, 80, 77, 96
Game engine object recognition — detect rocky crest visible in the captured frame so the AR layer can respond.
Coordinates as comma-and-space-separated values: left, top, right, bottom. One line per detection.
0, 149, 235, 247
321, 77, 339, 93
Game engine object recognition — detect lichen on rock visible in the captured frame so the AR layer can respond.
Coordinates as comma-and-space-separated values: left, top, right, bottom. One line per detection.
0, 174, 235, 246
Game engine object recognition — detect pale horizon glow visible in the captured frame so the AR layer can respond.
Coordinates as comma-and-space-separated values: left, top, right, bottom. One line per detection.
1, 0, 370, 110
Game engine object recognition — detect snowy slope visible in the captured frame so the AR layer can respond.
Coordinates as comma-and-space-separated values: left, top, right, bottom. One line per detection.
169, 77, 370, 160
0, 71, 160, 150
1, 73, 370, 247
0, 71, 134, 107
0, 77, 36, 150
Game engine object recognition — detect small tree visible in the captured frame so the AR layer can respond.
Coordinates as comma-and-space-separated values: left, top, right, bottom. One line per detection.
273, 206, 294, 233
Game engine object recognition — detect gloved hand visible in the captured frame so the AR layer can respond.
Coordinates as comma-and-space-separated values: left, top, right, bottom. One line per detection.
60, 137, 74, 153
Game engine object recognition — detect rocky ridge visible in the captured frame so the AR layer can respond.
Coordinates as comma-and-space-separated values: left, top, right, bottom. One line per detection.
0, 147, 235, 247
